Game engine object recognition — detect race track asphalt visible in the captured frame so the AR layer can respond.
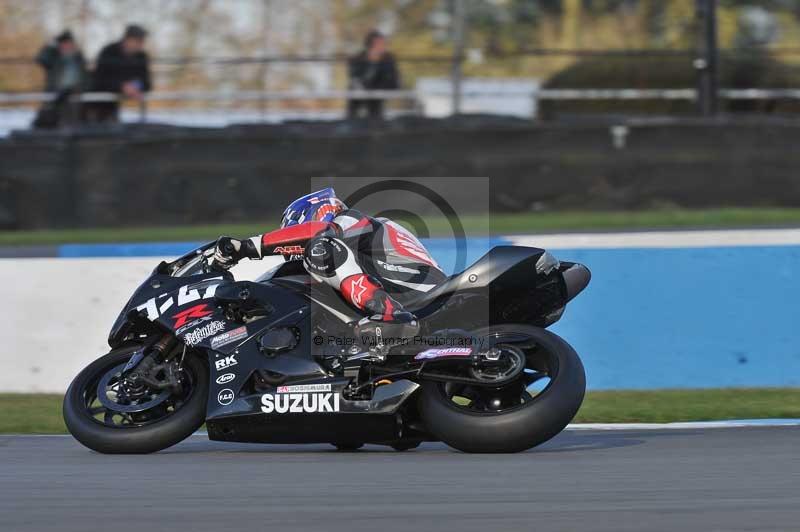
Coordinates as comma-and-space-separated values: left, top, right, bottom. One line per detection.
1, 427, 798, 532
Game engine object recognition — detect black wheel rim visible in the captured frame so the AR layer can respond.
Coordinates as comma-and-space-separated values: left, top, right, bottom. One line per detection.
438, 339, 557, 414
80, 355, 197, 428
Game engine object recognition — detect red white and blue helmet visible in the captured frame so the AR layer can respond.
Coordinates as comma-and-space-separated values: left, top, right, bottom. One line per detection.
280, 187, 347, 228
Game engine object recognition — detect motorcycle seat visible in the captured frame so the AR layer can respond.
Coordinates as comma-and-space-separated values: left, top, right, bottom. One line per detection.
404, 246, 544, 312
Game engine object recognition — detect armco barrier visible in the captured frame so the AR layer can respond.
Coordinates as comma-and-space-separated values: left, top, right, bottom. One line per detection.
2, 231, 799, 393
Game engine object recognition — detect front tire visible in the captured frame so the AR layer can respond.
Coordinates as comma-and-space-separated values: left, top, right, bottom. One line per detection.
419, 326, 585, 453
63, 345, 208, 454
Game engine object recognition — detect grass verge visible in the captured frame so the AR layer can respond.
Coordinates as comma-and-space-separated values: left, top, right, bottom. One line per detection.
0, 394, 67, 434
573, 388, 800, 424
2, 388, 799, 434
3, 208, 800, 246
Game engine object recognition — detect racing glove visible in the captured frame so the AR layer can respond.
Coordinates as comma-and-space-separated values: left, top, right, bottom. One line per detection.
212, 236, 260, 270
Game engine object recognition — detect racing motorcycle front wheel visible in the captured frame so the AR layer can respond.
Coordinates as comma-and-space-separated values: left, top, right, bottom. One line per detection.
63, 345, 208, 454
418, 325, 585, 453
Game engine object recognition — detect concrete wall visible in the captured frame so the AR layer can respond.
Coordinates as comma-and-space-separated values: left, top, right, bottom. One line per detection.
2, 229, 800, 393
0, 258, 279, 393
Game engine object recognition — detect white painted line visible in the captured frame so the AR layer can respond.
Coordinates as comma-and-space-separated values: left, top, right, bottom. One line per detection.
507, 228, 800, 250
3, 420, 799, 439
567, 419, 800, 430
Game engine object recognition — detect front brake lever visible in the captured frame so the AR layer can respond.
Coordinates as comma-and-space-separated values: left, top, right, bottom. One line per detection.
201, 247, 221, 274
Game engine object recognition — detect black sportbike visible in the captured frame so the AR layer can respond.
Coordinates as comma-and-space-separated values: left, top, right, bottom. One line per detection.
64, 242, 590, 453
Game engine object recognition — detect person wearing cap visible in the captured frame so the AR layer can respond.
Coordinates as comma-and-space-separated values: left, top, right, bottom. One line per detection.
89, 24, 152, 123
347, 30, 400, 120
32, 30, 89, 128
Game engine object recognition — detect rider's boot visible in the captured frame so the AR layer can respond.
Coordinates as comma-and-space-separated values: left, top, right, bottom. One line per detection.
340, 274, 419, 349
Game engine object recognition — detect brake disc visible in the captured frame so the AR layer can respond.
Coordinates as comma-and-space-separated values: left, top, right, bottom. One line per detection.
96, 363, 171, 413
468, 345, 526, 385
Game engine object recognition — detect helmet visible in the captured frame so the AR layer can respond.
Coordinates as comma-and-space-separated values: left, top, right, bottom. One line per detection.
280, 187, 347, 228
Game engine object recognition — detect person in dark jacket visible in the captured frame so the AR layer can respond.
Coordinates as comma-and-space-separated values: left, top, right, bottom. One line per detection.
88, 24, 152, 123
32, 30, 89, 128
347, 30, 400, 120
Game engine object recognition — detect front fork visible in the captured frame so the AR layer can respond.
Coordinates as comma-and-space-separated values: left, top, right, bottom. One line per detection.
123, 334, 184, 394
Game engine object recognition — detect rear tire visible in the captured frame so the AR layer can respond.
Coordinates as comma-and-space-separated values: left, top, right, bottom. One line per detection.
63, 346, 208, 454
419, 325, 585, 453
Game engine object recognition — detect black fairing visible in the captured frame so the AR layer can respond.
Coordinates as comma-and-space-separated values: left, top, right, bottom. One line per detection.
488, 253, 567, 326
412, 246, 578, 331
108, 271, 229, 347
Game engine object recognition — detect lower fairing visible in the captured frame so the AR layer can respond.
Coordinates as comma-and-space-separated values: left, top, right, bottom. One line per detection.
206, 379, 423, 444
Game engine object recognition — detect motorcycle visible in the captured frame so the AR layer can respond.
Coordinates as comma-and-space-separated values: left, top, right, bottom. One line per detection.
63, 241, 590, 453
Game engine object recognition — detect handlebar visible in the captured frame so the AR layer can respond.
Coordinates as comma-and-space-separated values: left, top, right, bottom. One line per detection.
220, 241, 236, 254
165, 238, 241, 277
207, 239, 235, 273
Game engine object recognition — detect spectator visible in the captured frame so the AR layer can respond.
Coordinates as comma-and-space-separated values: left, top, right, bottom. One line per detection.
347, 30, 400, 120
32, 30, 89, 128
88, 24, 151, 123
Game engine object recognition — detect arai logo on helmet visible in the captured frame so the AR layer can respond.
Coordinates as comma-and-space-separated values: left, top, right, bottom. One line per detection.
215, 373, 235, 385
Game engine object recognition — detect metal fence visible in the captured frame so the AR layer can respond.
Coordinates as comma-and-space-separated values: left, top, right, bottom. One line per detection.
3, 0, 800, 128
2, 86, 799, 135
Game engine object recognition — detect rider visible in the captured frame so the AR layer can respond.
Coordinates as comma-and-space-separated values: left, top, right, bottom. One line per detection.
211, 187, 446, 341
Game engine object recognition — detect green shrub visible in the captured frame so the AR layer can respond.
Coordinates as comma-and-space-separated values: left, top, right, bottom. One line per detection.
540, 52, 800, 116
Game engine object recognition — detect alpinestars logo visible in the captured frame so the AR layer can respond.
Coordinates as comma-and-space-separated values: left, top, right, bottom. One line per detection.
349, 276, 368, 306
215, 355, 237, 371
261, 384, 340, 414
183, 320, 226, 346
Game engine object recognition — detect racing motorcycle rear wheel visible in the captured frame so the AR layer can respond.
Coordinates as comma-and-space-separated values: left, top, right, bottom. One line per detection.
63, 345, 208, 454
418, 325, 585, 453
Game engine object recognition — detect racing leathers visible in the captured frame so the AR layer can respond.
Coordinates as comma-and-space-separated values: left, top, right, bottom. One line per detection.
213, 210, 446, 334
